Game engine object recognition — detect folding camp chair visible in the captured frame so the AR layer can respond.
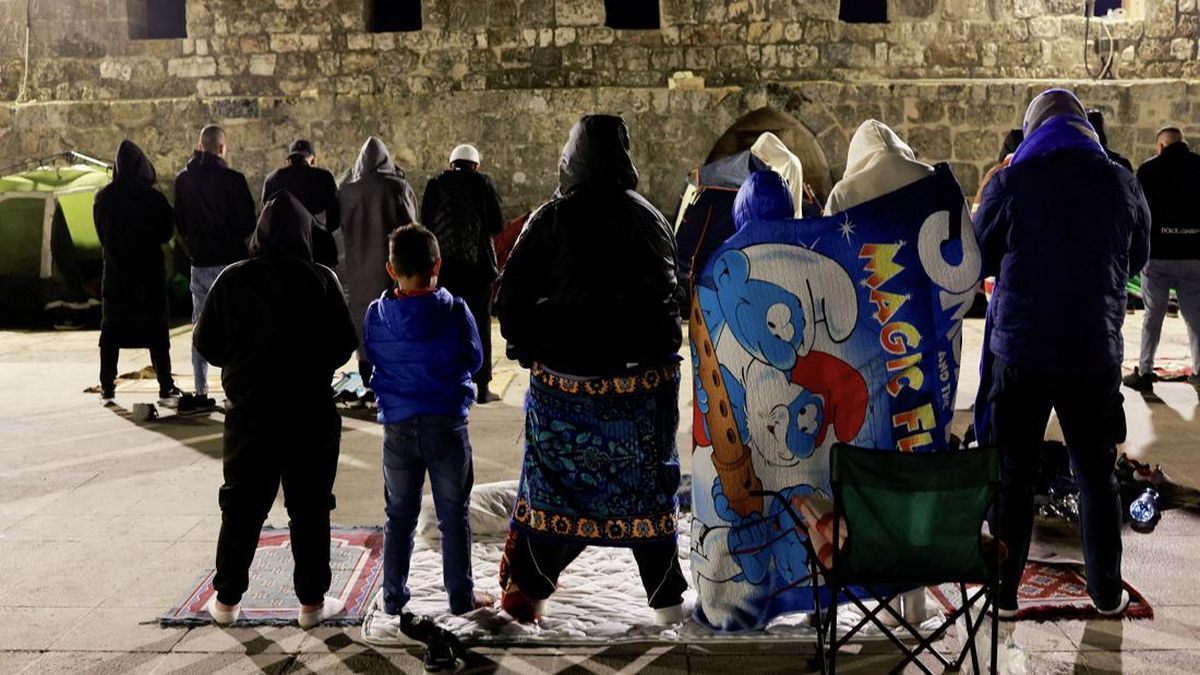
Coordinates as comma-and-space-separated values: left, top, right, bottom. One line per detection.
808, 443, 1001, 675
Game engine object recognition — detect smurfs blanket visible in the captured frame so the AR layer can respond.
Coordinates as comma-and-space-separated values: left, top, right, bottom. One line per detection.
688, 163, 981, 630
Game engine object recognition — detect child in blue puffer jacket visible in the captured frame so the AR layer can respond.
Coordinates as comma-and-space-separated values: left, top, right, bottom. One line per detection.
362, 224, 493, 643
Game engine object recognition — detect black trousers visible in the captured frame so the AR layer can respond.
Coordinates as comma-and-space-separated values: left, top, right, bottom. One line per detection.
501, 529, 688, 609
982, 358, 1126, 609
213, 408, 341, 606
439, 268, 494, 390
99, 344, 174, 394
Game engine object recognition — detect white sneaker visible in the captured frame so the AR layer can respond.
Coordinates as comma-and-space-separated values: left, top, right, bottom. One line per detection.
205, 595, 240, 625
1096, 589, 1130, 617
298, 596, 345, 629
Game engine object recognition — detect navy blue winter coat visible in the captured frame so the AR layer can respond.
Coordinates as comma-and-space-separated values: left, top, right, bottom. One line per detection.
363, 287, 482, 424
974, 149, 1150, 373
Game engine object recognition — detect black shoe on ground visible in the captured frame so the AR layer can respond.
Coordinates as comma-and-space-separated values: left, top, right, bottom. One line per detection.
158, 387, 183, 408
1122, 367, 1155, 393
179, 393, 217, 414
100, 389, 115, 406
422, 636, 460, 673
476, 389, 500, 404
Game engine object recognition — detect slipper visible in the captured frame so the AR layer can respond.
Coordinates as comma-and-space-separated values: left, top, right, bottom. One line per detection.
299, 596, 346, 628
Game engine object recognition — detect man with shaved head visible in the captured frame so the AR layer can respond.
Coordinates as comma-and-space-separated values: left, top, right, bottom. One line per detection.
175, 124, 257, 407
1125, 127, 1200, 395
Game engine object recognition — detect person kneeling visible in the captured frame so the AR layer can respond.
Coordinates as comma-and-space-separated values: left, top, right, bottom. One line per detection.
194, 191, 358, 628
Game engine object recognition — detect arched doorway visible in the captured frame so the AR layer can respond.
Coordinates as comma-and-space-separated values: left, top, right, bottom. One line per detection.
706, 106, 833, 203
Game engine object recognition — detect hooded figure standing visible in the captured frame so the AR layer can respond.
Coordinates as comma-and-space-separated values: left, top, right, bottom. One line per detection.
974, 89, 1150, 618
824, 119, 935, 216
193, 191, 358, 628
94, 140, 180, 405
495, 114, 689, 624
338, 137, 417, 386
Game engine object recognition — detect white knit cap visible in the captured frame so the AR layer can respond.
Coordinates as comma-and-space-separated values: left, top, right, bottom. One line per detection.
449, 144, 481, 164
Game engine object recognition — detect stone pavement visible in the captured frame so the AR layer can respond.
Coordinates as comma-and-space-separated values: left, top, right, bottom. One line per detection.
2, 316, 1200, 673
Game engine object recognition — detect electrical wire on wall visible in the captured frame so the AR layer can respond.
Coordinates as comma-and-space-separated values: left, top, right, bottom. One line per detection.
15, 0, 31, 104
1083, 0, 1117, 80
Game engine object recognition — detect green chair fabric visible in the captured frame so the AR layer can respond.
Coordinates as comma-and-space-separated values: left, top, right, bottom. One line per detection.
832, 444, 998, 585
812, 443, 1001, 675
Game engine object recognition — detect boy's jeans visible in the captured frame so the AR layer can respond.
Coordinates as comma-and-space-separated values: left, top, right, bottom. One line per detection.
382, 415, 476, 615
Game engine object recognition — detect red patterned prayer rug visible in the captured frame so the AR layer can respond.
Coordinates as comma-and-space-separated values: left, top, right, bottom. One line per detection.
159, 527, 383, 626
929, 560, 1153, 622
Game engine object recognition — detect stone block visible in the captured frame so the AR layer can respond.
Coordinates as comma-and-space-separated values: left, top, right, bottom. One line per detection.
249, 54, 277, 76
556, 0, 604, 27
167, 56, 217, 79
99, 59, 132, 82
1171, 38, 1196, 61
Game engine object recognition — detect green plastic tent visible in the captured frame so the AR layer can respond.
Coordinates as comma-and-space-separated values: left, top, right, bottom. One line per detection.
0, 160, 112, 318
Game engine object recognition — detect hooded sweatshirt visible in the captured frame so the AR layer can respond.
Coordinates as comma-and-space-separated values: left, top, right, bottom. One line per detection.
338, 137, 418, 357
364, 287, 483, 424
825, 120, 935, 215
193, 191, 358, 420
496, 114, 683, 376
732, 170, 795, 233
750, 132, 805, 218
974, 89, 1151, 373
174, 151, 256, 267
94, 140, 175, 348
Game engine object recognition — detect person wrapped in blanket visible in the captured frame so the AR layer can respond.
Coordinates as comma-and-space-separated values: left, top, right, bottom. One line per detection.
495, 114, 690, 624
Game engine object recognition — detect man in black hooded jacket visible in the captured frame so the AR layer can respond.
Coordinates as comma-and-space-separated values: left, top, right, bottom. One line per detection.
495, 115, 689, 624
194, 191, 358, 628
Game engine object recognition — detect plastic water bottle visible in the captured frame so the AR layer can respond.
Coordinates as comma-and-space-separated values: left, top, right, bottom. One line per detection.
1129, 487, 1160, 533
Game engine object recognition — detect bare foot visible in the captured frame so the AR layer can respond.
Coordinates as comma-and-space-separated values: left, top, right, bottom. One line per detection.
300, 602, 323, 614
473, 591, 496, 609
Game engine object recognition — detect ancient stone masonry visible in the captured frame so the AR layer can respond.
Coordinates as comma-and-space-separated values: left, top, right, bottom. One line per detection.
1, 0, 1198, 213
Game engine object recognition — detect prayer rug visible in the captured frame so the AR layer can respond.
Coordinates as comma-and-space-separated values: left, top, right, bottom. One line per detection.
928, 560, 1153, 622
159, 527, 382, 626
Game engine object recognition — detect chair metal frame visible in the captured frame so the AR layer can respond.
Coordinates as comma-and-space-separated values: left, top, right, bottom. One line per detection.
759, 444, 1002, 675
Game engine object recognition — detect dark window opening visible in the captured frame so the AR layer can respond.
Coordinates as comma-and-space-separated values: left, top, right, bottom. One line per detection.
129, 0, 187, 40
1091, 0, 1122, 16
604, 0, 660, 30
839, 0, 887, 23
369, 0, 422, 32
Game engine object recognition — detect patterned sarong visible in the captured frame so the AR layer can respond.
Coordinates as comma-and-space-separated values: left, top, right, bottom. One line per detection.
511, 362, 681, 546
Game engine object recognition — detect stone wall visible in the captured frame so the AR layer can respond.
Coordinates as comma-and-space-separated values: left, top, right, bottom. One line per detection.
1, 0, 1198, 214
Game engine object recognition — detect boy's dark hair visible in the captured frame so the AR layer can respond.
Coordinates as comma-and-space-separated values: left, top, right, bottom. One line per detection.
389, 223, 440, 279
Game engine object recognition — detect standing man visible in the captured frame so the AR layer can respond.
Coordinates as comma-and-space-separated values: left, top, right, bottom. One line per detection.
175, 124, 256, 405
495, 115, 688, 624
975, 90, 1150, 619
338, 136, 417, 389
421, 144, 505, 403
194, 191, 358, 628
262, 139, 341, 269
94, 140, 181, 407
1124, 127, 1200, 395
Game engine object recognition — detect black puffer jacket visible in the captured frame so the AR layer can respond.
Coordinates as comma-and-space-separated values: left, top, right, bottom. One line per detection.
421, 169, 504, 278
173, 151, 256, 267
496, 114, 684, 376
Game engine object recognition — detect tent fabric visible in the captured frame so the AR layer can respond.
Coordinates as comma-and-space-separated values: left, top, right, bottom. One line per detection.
0, 163, 111, 315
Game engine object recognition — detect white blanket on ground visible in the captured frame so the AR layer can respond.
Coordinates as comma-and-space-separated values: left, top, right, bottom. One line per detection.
368, 482, 946, 646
